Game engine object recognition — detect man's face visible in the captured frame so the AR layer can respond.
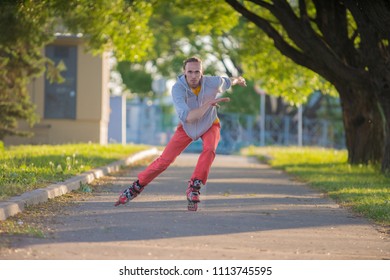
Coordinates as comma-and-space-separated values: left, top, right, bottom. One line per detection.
184, 61, 203, 89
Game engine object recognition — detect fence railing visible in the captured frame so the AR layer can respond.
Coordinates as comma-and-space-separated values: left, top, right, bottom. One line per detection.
124, 103, 345, 154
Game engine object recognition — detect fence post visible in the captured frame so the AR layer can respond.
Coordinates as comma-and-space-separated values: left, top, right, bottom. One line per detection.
260, 92, 266, 146
322, 120, 328, 147
298, 105, 303, 146
283, 116, 290, 145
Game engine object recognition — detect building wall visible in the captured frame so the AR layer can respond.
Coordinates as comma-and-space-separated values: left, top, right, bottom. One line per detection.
4, 36, 110, 145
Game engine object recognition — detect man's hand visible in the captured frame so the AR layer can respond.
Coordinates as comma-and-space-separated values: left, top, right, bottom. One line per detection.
230, 76, 247, 87
210, 97, 230, 106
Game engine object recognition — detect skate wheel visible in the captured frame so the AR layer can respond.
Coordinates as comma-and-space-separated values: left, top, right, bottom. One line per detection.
188, 201, 198, 211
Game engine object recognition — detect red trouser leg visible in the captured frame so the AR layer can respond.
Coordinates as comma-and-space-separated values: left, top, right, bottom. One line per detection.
137, 125, 192, 186
191, 123, 221, 184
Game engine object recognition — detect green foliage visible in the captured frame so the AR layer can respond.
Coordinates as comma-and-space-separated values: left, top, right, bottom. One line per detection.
0, 143, 149, 200
129, 0, 337, 109
175, 0, 239, 36
120, 0, 242, 80
0, 88, 38, 139
0, 0, 154, 140
244, 146, 390, 225
0, 0, 55, 140
0, 0, 54, 45
116, 62, 153, 98
57, 0, 153, 62
230, 18, 337, 105
221, 80, 260, 115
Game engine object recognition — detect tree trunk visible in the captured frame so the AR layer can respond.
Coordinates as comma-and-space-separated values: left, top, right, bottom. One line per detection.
336, 84, 384, 164
378, 91, 390, 174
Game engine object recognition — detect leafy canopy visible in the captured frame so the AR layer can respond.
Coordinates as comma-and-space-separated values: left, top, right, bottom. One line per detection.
0, 0, 154, 140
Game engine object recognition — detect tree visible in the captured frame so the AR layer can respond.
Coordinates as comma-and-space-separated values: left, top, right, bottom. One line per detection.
0, 1, 52, 139
0, 0, 153, 140
116, 61, 153, 100
148, 0, 389, 172
223, 0, 390, 173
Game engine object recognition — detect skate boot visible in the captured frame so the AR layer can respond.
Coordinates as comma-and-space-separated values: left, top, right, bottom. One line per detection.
114, 180, 144, 206
186, 178, 202, 211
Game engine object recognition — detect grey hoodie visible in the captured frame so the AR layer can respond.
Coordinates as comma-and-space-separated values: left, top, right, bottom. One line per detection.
172, 74, 232, 140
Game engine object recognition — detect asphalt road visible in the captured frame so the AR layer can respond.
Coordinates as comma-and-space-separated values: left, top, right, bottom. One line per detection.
0, 153, 389, 260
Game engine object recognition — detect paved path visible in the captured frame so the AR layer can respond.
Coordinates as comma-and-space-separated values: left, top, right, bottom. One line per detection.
0, 153, 389, 259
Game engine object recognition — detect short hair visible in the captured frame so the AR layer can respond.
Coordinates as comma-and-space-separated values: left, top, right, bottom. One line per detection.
183, 56, 203, 70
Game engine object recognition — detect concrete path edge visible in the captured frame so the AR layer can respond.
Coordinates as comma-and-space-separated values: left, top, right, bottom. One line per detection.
0, 147, 159, 221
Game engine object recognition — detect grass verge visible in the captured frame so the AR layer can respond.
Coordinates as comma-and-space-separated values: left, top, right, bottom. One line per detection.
0, 153, 157, 240
242, 146, 390, 226
0, 143, 150, 200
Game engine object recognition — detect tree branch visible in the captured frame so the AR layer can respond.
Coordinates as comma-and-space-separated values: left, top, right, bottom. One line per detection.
298, 0, 308, 19
225, 0, 369, 88
247, 0, 273, 10
224, 0, 309, 68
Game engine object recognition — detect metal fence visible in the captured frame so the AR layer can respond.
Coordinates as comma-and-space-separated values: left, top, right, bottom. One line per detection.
125, 102, 345, 154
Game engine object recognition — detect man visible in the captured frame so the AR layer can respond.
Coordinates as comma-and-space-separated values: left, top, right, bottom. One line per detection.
115, 56, 246, 210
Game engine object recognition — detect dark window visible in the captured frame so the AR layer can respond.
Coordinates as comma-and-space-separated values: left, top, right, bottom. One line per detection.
44, 45, 77, 119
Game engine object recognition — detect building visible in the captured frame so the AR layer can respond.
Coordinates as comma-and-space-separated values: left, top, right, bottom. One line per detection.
4, 35, 110, 145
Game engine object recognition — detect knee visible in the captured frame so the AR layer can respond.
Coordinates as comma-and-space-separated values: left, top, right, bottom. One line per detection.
155, 156, 173, 170
202, 144, 217, 155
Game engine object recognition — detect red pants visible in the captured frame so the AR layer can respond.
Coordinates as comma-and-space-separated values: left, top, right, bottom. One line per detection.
138, 123, 221, 186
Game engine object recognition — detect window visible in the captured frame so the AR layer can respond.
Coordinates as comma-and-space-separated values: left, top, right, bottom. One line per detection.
44, 45, 77, 119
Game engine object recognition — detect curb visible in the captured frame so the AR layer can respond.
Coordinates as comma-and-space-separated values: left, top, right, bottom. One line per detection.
0, 147, 159, 221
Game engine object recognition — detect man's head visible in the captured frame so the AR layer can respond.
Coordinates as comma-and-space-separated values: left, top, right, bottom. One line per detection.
183, 57, 203, 89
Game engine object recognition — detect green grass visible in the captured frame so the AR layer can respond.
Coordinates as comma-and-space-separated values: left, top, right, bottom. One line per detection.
0, 143, 150, 200
243, 146, 390, 226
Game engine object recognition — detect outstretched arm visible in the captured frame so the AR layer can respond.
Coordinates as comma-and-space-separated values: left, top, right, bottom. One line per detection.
185, 97, 230, 123
184, 76, 246, 123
